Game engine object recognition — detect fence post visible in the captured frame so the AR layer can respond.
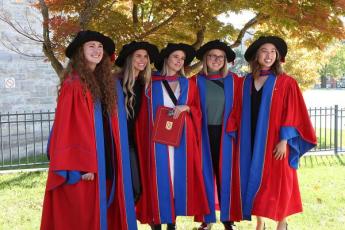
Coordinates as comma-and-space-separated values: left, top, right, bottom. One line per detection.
334, 105, 338, 154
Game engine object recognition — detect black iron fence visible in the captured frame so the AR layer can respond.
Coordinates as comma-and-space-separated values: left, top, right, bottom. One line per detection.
0, 111, 55, 169
0, 106, 344, 169
309, 105, 345, 154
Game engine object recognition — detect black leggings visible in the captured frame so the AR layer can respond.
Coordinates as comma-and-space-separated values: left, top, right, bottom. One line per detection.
208, 125, 234, 227
208, 125, 222, 202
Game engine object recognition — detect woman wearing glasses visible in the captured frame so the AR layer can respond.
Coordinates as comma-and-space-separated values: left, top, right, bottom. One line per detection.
194, 40, 241, 230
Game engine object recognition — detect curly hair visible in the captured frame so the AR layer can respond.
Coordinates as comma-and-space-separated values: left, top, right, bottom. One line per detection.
60, 46, 117, 114
249, 48, 283, 79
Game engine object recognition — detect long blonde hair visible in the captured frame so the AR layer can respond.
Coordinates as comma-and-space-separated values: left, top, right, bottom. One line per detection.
202, 50, 228, 77
121, 54, 151, 118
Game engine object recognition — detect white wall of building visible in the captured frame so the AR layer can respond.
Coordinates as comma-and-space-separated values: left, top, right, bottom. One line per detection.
0, 0, 58, 113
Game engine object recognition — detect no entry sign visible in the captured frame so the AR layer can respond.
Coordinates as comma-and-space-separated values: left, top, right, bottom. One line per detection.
4, 77, 15, 89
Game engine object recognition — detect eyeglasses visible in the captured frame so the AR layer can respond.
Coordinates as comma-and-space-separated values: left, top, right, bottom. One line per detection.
207, 54, 225, 62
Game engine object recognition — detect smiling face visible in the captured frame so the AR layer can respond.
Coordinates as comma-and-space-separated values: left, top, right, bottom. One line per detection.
166, 50, 186, 75
206, 49, 226, 72
257, 43, 277, 70
83, 41, 104, 70
132, 49, 149, 75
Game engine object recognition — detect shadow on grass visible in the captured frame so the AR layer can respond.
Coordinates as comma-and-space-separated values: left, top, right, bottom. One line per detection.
0, 171, 45, 189
334, 153, 345, 165
0, 162, 48, 171
300, 154, 345, 168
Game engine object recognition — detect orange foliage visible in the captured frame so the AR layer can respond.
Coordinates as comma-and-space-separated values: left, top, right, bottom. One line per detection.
31, 0, 345, 63
49, 15, 80, 58
334, 0, 345, 9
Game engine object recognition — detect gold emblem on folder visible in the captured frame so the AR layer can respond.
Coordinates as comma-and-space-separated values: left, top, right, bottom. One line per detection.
165, 121, 173, 130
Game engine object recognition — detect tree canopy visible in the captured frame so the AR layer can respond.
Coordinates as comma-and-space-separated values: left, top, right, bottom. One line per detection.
320, 42, 345, 79
1, 0, 345, 88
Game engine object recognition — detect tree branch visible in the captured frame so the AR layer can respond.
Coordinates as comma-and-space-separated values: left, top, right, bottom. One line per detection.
97, 0, 117, 19
132, 3, 139, 25
231, 13, 270, 48
0, 38, 45, 58
192, 26, 206, 49
187, 60, 203, 75
39, 0, 63, 75
0, 14, 43, 43
79, 0, 101, 30
24, 9, 43, 42
137, 10, 180, 39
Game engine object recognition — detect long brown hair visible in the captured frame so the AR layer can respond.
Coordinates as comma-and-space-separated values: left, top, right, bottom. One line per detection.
249, 47, 283, 79
60, 46, 117, 114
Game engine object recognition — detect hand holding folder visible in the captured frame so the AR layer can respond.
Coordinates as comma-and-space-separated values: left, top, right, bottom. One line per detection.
152, 106, 186, 147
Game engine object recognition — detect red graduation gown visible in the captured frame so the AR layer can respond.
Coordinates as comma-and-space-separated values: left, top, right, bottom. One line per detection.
227, 73, 317, 221
40, 75, 136, 230
135, 76, 209, 224
194, 72, 243, 223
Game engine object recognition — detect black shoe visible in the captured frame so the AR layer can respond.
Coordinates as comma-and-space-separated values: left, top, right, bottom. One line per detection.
223, 221, 235, 230
150, 224, 162, 230
167, 223, 176, 230
197, 223, 208, 230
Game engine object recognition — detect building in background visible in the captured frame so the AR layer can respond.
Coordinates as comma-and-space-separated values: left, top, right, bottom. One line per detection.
0, 0, 58, 113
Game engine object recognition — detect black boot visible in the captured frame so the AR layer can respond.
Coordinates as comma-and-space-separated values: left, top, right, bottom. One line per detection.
150, 224, 162, 230
167, 223, 176, 230
223, 221, 235, 230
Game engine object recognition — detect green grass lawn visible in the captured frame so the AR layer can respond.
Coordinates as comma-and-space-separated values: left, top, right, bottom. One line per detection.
1, 156, 345, 230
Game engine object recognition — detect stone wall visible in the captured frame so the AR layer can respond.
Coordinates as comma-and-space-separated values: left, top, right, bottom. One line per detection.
0, 0, 59, 113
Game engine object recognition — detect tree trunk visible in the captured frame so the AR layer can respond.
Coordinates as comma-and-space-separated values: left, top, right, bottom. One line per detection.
321, 75, 327, 88
39, 0, 63, 76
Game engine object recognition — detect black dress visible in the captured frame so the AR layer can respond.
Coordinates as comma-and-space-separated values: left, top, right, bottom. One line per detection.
126, 80, 143, 203
102, 105, 116, 180
251, 80, 263, 155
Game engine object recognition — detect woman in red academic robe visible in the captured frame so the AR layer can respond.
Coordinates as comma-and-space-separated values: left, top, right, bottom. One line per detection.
135, 43, 210, 230
194, 40, 241, 230
114, 41, 159, 204
40, 30, 137, 230
227, 36, 317, 230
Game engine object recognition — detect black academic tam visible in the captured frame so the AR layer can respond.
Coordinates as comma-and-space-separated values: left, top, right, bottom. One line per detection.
154, 43, 196, 71
115, 41, 159, 67
65, 30, 115, 58
244, 35, 287, 62
196, 39, 236, 63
